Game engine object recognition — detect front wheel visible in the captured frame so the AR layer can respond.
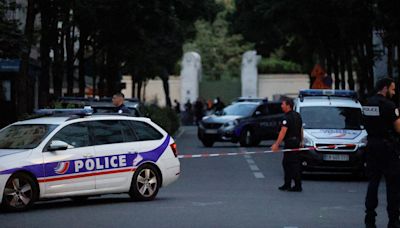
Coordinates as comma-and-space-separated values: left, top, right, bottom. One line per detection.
201, 138, 214, 147
239, 128, 259, 147
1, 173, 38, 212
129, 164, 160, 201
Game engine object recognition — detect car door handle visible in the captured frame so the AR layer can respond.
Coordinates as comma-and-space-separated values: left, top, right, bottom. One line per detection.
83, 154, 93, 158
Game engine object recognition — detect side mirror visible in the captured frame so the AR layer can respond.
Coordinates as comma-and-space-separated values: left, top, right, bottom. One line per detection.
254, 111, 262, 116
48, 140, 69, 152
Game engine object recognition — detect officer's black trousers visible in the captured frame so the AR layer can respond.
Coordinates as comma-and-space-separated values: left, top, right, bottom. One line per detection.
365, 139, 400, 221
282, 152, 302, 187
365, 169, 400, 220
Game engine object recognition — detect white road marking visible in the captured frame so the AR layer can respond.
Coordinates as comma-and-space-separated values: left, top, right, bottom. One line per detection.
253, 172, 265, 179
249, 164, 260, 171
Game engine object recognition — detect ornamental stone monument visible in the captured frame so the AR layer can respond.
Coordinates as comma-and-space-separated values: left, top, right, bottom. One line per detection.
241, 50, 261, 97
180, 52, 201, 108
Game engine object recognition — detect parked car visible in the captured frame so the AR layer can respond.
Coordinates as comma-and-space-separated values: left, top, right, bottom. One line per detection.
198, 101, 284, 147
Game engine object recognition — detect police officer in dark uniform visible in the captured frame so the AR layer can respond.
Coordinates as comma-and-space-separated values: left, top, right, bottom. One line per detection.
363, 78, 400, 228
272, 97, 304, 192
112, 92, 131, 114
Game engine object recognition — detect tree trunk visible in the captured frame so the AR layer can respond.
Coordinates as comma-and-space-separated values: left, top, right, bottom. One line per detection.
92, 42, 97, 98
365, 33, 375, 93
332, 53, 340, 89
78, 33, 86, 96
387, 43, 393, 78
339, 54, 346, 89
355, 44, 367, 100
39, 2, 52, 107
65, 10, 75, 96
160, 68, 171, 107
345, 48, 355, 90
52, 28, 64, 99
137, 80, 142, 101
17, 0, 36, 117
131, 74, 135, 98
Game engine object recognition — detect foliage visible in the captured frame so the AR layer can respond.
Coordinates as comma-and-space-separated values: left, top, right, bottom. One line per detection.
0, 0, 24, 58
141, 105, 180, 135
184, 9, 253, 80
258, 57, 303, 74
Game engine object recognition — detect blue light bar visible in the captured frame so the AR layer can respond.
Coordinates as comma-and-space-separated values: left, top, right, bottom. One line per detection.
299, 89, 357, 99
34, 107, 93, 116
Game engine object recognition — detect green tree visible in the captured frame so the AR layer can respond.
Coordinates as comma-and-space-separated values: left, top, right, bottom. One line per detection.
184, 9, 253, 80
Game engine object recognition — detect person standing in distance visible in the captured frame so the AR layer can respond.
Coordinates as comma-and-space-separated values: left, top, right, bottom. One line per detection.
112, 92, 131, 114
363, 78, 400, 228
272, 97, 304, 192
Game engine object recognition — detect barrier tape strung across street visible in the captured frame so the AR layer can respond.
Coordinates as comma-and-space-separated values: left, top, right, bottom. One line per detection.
177, 144, 362, 159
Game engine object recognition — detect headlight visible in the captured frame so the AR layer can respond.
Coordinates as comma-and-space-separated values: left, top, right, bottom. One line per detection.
359, 136, 368, 147
303, 137, 314, 147
224, 120, 238, 128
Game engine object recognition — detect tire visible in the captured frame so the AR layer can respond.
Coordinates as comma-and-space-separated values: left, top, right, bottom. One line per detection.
129, 164, 160, 201
201, 138, 214, 147
239, 128, 258, 147
1, 173, 38, 212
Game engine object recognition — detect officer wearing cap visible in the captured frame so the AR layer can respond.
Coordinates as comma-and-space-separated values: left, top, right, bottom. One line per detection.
272, 96, 304, 192
112, 92, 131, 114
363, 77, 400, 228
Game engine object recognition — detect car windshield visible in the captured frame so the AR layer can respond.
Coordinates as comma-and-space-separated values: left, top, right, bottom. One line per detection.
222, 103, 258, 117
0, 124, 58, 149
300, 106, 363, 130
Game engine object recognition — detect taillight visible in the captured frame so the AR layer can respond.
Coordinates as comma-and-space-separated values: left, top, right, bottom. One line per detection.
170, 143, 178, 157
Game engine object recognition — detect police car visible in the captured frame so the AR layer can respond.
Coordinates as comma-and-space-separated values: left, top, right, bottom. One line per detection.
295, 90, 367, 174
198, 101, 283, 147
0, 110, 180, 211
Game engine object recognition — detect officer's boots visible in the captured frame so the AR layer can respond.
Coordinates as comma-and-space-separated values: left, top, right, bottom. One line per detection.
365, 212, 376, 228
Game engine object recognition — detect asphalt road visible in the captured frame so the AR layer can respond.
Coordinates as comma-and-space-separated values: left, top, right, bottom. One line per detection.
0, 126, 391, 228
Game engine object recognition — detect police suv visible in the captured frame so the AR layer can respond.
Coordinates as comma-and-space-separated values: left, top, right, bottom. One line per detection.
0, 110, 180, 211
296, 90, 367, 174
198, 101, 283, 147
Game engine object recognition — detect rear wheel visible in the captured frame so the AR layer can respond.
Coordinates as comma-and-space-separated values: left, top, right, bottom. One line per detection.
129, 164, 160, 201
1, 173, 38, 212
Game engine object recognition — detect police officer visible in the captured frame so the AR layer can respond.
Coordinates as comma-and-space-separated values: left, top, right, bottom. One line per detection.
272, 97, 304, 192
112, 92, 131, 114
363, 78, 400, 228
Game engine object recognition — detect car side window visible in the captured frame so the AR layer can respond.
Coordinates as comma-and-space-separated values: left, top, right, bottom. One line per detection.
268, 103, 283, 115
88, 120, 124, 145
51, 123, 90, 149
255, 105, 268, 116
130, 121, 163, 141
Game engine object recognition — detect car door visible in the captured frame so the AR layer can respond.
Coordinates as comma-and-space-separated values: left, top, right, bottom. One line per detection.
257, 103, 283, 139
42, 122, 95, 196
87, 120, 138, 191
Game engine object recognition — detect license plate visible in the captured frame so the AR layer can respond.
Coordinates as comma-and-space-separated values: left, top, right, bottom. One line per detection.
323, 154, 349, 161
205, 129, 218, 134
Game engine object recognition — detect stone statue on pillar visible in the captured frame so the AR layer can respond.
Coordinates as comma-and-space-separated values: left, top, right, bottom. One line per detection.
180, 52, 201, 109
241, 50, 261, 97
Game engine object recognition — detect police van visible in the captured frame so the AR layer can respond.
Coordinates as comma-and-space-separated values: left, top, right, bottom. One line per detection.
295, 90, 367, 174
0, 109, 180, 211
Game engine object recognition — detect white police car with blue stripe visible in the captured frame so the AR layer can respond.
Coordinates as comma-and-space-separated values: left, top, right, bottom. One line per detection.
0, 112, 180, 211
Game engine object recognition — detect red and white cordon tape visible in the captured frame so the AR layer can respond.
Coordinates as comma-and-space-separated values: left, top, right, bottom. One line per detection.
177, 144, 361, 159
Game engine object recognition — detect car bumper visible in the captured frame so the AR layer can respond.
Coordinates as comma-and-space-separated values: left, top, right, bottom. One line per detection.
0, 174, 11, 203
301, 148, 366, 172
197, 127, 238, 142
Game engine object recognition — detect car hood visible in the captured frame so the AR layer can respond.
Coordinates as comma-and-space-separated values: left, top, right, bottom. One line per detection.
0, 149, 30, 158
202, 115, 242, 124
304, 129, 363, 140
